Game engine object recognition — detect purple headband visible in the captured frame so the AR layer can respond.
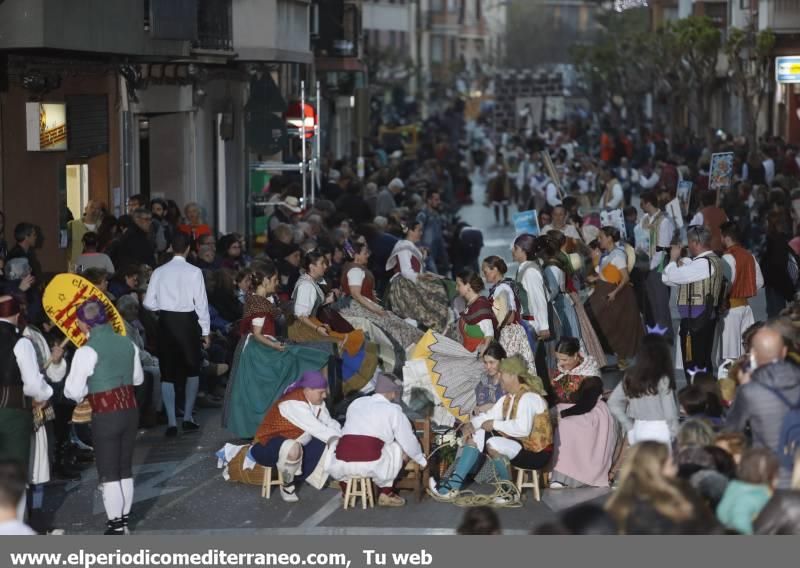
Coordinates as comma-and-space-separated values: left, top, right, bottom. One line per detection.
285, 370, 327, 395
76, 298, 108, 327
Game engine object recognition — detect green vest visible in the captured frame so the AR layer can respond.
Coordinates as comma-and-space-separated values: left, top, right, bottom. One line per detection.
86, 324, 135, 395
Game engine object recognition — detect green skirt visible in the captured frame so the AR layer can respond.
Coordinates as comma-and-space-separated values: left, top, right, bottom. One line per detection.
226, 335, 329, 439
0, 408, 33, 469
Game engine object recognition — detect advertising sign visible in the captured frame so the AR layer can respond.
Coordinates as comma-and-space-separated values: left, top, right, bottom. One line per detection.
26, 103, 68, 151
776, 56, 800, 84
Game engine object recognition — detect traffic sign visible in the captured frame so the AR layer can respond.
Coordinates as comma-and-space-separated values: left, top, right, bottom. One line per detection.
776, 56, 800, 83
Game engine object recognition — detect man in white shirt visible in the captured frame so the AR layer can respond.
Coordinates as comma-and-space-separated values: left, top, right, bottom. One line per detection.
719, 222, 764, 360
599, 168, 624, 211
143, 232, 211, 437
662, 226, 724, 380
326, 374, 426, 507
251, 371, 341, 502
638, 163, 660, 191
64, 299, 144, 535
545, 177, 562, 208
541, 205, 582, 241
639, 191, 676, 342
0, 296, 52, 472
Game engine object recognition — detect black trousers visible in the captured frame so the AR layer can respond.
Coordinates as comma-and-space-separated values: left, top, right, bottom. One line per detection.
92, 409, 139, 483
679, 315, 717, 383
157, 311, 202, 384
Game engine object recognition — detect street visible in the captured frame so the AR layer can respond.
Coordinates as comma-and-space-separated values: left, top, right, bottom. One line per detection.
45, 178, 614, 536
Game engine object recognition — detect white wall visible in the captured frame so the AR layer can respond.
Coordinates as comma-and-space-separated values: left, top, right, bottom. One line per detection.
234, 0, 311, 62
363, 1, 413, 32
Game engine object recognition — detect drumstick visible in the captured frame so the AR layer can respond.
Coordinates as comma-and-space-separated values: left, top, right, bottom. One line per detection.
43, 337, 70, 370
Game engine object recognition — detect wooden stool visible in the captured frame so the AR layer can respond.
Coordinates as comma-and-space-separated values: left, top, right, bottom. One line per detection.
343, 477, 374, 510
260, 467, 284, 499
514, 468, 544, 502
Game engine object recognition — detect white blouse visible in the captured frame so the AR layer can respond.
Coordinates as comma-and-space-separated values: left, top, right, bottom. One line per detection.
346, 267, 366, 288
293, 276, 323, 317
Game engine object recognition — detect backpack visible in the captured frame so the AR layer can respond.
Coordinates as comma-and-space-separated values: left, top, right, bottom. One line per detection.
753, 382, 800, 470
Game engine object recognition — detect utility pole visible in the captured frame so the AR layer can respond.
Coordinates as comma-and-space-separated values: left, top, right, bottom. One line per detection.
415, 0, 424, 116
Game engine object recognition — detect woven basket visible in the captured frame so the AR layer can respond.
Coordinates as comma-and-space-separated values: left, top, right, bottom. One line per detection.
226, 446, 268, 486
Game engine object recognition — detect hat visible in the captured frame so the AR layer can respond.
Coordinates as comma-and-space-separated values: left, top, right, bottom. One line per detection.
285, 370, 327, 395
280, 196, 302, 213
375, 373, 403, 398
498, 355, 546, 396
0, 296, 21, 319
388, 178, 405, 191
76, 298, 109, 328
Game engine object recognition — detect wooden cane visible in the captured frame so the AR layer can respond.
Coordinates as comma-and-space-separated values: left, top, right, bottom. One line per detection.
43, 337, 70, 370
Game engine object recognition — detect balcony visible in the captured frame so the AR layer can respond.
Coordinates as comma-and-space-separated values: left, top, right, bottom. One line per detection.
425, 10, 461, 32
314, 0, 361, 58
760, 0, 800, 33
193, 0, 233, 52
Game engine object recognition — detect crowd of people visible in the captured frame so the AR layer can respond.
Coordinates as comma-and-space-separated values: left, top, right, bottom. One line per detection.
1, 103, 800, 536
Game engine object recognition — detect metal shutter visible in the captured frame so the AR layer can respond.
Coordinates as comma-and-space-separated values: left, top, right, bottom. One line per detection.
66, 95, 109, 159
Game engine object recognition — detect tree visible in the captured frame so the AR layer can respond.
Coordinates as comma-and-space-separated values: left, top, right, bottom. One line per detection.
725, 21, 775, 151
669, 16, 722, 145
570, 8, 653, 129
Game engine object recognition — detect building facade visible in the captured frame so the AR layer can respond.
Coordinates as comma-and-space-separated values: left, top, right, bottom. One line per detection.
0, 0, 312, 271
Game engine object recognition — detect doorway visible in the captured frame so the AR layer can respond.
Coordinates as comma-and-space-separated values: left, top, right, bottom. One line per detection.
66, 164, 89, 221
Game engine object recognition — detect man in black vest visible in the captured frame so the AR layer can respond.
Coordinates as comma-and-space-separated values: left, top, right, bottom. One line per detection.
0, 296, 53, 469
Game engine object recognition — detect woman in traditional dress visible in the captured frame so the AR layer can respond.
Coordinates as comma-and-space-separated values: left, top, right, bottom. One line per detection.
547, 231, 607, 368
288, 250, 379, 396
586, 226, 643, 367
510, 235, 553, 374
547, 338, 617, 488
406, 270, 499, 426
338, 241, 423, 371
537, 239, 582, 341
474, 342, 507, 414
223, 264, 329, 439
481, 256, 536, 373
385, 221, 453, 333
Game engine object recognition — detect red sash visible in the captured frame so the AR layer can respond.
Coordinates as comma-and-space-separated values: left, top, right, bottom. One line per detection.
335, 434, 385, 462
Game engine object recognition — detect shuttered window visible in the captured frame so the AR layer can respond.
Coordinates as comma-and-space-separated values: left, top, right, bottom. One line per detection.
66, 95, 108, 159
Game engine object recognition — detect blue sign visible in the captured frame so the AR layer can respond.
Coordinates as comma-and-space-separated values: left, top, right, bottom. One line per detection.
776, 56, 800, 84
512, 210, 540, 236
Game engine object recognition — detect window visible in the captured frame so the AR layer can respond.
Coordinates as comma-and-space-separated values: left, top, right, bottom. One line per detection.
431, 35, 444, 63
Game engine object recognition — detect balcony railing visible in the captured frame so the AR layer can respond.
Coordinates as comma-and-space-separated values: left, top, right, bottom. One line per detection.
193, 0, 233, 51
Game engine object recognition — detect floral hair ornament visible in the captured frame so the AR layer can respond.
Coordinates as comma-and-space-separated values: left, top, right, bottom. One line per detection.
646, 324, 670, 337
343, 239, 356, 260
687, 366, 708, 380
